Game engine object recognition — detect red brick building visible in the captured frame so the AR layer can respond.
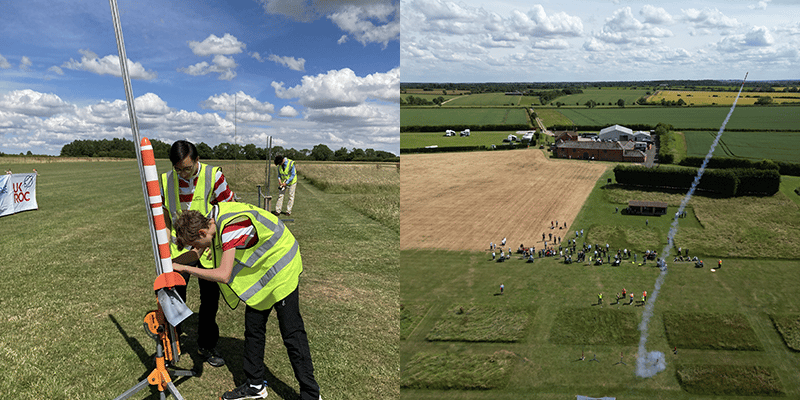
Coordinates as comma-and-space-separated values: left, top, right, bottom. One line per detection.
554, 140, 646, 163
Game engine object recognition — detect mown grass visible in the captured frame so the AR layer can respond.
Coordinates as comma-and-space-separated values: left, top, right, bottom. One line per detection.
401, 303, 431, 340
549, 308, 639, 346
400, 130, 536, 149
676, 364, 784, 396
400, 107, 531, 127
401, 351, 516, 390
770, 314, 800, 351
425, 305, 531, 342
0, 158, 398, 400
664, 312, 763, 351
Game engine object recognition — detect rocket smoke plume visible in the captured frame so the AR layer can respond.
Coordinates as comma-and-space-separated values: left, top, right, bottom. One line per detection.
635, 73, 749, 378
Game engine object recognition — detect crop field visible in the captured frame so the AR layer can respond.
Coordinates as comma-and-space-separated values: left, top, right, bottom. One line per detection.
535, 108, 578, 128
553, 105, 800, 131
400, 130, 536, 149
682, 130, 800, 162
400, 107, 531, 127
402, 88, 471, 95
401, 158, 800, 399
0, 158, 398, 400
650, 90, 800, 106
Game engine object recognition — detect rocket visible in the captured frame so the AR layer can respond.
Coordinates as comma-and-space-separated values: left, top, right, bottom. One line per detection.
141, 137, 191, 325
742, 72, 749, 86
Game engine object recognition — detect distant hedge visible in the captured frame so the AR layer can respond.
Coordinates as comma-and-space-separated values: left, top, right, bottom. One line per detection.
613, 165, 780, 197
679, 157, 800, 177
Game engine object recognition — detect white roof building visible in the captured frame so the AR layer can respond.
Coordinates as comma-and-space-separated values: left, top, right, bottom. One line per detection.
598, 125, 633, 141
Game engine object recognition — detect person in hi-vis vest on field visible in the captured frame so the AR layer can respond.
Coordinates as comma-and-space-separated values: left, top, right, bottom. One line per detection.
161, 140, 235, 368
274, 154, 297, 216
172, 202, 320, 400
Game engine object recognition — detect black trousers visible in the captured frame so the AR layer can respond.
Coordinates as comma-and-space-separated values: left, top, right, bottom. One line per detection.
243, 287, 319, 400
175, 265, 220, 350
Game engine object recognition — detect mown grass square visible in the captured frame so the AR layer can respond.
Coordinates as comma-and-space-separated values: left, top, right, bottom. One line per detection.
425, 305, 530, 342
549, 308, 638, 345
770, 314, 800, 351
401, 351, 516, 390
676, 364, 784, 396
664, 312, 763, 351
400, 303, 430, 340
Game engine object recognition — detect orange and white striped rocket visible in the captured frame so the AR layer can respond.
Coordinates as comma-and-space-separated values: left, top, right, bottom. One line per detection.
141, 137, 185, 290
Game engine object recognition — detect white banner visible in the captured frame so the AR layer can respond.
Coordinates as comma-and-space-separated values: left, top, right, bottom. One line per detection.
0, 173, 38, 217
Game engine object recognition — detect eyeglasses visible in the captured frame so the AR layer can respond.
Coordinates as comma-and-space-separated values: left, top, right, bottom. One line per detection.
174, 164, 195, 174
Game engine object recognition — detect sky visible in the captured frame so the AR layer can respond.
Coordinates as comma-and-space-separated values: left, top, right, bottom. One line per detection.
401, 0, 800, 83
0, 0, 399, 156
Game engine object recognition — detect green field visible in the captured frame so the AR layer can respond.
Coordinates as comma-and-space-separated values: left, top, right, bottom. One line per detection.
400, 131, 537, 149
401, 170, 800, 399
400, 108, 531, 127
682, 130, 800, 163
444, 93, 523, 107
555, 88, 653, 107
553, 106, 800, 131
0, 159, 398, 400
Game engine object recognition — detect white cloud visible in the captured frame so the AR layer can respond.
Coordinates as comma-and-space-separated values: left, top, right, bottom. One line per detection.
201, 91, 274, 123
47, 66, 64, 75
279, 105, 299, 117
749, 0, 771, 10
271, 67, 399, 109
532, 39, 569, 50
20, 56, 32, 71
508, 6, 583, 37
594, 7, 673, 45
188, 33, 245, 56
0, 53, 10, 69
249, 52, 263, 62
640, 5, 673, 25
267, 54, 306, 71
682, 8, 740, 30
328, 3, 400, 47
178, 55, 238, 80
0, 89, 75, 117
61, 49, 157, 80
717, 26, 775, 52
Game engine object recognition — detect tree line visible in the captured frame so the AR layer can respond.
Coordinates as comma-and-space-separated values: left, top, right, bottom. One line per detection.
58, 138, 399, 162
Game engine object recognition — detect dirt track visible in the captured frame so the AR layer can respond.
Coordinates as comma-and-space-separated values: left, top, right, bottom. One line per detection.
400, 149, 608, 251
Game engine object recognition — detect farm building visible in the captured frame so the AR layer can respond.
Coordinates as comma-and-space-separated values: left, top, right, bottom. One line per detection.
598, 124, 653, 143
554, 131, 579, 142
627, 200, 668, 215
554, 140, 646, 163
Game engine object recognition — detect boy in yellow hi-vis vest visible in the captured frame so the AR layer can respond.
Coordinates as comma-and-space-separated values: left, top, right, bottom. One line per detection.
172, 203, 320, 400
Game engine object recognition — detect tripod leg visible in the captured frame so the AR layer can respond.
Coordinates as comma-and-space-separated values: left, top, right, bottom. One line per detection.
112, 378, 150, 400
166, 381, 186, 400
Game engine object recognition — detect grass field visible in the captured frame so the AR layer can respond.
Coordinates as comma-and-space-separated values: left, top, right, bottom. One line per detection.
400, 107, 531, 127
443, 93, 523, 107
401, 169, 800, 399
556, 88, 652, 107
0, 158, 398, 400
553, 106, 800, 131
400, 130, 537, 149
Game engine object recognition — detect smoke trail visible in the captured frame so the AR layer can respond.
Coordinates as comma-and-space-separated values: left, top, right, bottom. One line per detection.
635, 74, 748, 378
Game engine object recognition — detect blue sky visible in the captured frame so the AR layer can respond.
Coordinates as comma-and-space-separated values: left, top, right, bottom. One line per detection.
401, 0, 800, 83
0, 0, 399, 156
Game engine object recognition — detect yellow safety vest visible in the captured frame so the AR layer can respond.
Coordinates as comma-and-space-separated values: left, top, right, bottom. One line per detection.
209, 202, 303, 310
278, 159, 297, 185
161, 163, 219, 268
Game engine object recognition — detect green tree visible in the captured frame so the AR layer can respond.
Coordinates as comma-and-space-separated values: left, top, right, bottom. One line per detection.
755, 96, 773, 105
617, 98, 625, 107
334, 147, 351, 161
311, 144, 333, 161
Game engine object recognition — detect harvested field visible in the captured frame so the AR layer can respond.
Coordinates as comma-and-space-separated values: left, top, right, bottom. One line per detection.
400, 149, 608, 251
